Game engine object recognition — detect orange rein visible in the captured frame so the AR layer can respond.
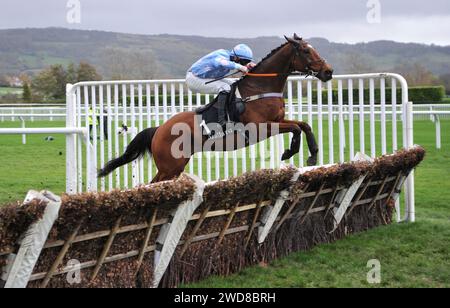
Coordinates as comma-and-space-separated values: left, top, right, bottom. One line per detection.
245, 72, 279, 77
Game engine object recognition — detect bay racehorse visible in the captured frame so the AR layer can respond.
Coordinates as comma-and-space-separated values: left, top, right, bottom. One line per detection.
99, 34, 333, 182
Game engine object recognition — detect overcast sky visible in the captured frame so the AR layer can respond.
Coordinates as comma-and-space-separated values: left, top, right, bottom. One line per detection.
0, 0, 449, 45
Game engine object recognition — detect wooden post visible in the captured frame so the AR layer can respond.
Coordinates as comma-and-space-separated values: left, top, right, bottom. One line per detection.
275, 183, 310, 231
346, 178, 372, 217
217, 203, 239, 246
385, 172, 403, 203
40, 222, 83, 288
244, 200, 263, 249
380, 172, 403, 224
179, 205, 211, 259
329, 175, 367, 233
135, 210, 158, 274
91, 216, 122, 281
368, 177, 389, 211
299, 182, 326, 225
324, 182, 340, 219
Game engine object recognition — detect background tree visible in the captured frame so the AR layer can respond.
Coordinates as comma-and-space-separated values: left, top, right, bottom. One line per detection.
31, 62, 102, 100
438, 74, 450, 95
51, 65, 68, 98
0, 75, 9, 87
393, 63, 439, 86
22, 82, 32, 103
66, 63, 78, 85
342, 52, 375, 74
18, 73, 31, 85
77, 61, 102, 82
31, 66, 60, 100
101, 48, 161, 80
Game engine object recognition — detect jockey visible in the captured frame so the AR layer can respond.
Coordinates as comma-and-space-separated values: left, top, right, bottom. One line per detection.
186, 44, 256, 127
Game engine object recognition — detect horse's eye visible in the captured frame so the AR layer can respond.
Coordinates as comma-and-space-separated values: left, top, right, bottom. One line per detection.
304, 49, 310, 54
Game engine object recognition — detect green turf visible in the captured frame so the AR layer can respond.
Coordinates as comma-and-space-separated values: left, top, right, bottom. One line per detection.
0, 121, 66, 202
0, 87, 22, 96
0, 119, 449, 287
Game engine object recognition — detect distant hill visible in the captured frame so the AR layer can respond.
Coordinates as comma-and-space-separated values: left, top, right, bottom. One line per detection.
0, 28, 449, 79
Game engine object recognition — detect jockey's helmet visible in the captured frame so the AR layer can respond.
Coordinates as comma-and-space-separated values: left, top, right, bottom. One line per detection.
232, 44, 254, 62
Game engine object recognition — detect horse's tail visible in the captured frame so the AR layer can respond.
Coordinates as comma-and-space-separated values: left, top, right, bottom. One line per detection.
98, 127, 158, 178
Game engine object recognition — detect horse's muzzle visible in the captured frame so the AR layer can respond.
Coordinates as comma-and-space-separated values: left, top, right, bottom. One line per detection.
317, 69, 333, 82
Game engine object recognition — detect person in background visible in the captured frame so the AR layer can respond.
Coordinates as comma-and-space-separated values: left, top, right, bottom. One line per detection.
88, 107, 97, 141
100, 109, 108, 140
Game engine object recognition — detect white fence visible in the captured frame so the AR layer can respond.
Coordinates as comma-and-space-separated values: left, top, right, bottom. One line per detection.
2, 104, 450, 122
1, 104, 447, 149
59, 73, 414, 221
0, 105, 66, 122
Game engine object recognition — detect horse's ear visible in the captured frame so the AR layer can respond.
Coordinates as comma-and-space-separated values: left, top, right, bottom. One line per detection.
284, 35, 299, 46
293, 33, 302, 41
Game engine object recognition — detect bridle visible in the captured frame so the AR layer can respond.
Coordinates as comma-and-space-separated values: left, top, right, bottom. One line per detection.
291, 43, 327, 78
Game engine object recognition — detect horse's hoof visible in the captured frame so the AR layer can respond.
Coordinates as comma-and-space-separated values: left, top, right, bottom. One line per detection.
307, 156, 317, 166
281, 151, 292, 161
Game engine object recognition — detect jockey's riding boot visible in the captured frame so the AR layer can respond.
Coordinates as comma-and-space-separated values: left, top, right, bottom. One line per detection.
217, 91, 229, 128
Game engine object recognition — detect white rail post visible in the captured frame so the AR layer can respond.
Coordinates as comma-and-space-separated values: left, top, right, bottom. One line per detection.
338, 80, 345, 163
317, 80, 324, 166
348, 79, 355, 160
20, 116, 26, 145
406, 101, 415, 222
66, 84, 78, 194
435, 115, 441, 150
394, 74, 414, 223
369, 78, 376, 158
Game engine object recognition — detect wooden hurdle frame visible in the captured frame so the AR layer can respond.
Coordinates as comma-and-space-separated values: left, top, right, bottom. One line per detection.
0, 147, 424, 288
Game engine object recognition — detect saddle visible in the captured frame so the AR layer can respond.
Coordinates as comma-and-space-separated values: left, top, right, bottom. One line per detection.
195, 83, 246, 138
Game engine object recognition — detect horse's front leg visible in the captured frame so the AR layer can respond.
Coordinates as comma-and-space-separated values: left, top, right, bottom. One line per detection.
264, 121, 302, 161
281, 119, 318, 166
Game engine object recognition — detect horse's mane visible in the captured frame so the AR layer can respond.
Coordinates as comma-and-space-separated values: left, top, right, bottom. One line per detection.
236, 41, 290, 84
250, 42, 290, 72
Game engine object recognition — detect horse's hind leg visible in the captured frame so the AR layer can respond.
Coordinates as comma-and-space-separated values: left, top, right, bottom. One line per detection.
152, 155, 191, 183
151, 172, 164, 183
151, 160, 190, 183
150, 113, 194, 183
152, 171, 175, 183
